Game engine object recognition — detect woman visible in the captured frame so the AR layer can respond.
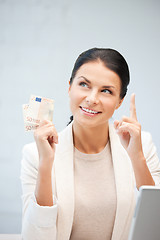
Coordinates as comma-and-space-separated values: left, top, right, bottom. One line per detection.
21, 48, 160, 240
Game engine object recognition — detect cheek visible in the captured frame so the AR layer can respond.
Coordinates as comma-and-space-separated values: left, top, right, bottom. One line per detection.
69, 92, 79, 104
103, 98, 118, 113
69, 90, 82, 112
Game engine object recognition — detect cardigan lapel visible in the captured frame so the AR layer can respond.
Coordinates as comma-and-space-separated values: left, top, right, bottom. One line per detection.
54, 123, 74, 240
109, 124, 136, 240
54, 123, 136, 240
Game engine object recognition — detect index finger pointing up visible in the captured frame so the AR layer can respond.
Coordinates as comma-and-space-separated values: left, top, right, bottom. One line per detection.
130, 93, 137, 120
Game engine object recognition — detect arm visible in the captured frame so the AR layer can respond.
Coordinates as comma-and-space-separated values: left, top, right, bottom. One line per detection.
142, 131, 160, 186
34, 121, 58, 206
114, 94, 159, 189
21, 120, 58, 240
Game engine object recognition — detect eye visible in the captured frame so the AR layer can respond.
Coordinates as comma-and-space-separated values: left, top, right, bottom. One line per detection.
79, 82, 88, 88
101, 89, 112, 94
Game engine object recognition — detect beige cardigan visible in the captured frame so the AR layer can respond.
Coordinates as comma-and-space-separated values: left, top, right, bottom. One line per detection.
21, 122, 160, 240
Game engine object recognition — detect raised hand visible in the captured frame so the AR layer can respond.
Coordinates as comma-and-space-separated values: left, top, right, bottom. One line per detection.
114, 93, 144, 160
34, 120, 58, 170
34, 120, 59, 206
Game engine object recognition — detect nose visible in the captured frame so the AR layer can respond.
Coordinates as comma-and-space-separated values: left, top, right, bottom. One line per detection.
85, 89, 99, 105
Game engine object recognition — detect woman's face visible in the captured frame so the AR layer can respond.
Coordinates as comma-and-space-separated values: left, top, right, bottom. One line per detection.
68, 61, 123, 128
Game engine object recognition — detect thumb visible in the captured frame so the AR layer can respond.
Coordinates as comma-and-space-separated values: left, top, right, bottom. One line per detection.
114, 120, 120, 129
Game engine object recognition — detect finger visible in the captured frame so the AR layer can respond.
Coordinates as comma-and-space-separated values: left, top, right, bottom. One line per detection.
114, 120, 120, 129
121, 116, 137, 124
46, 126, 58, 144
50, 125, 59, 144
48, 133, 59, 145
117, 122, 139, 137
36, 121, 54, 133
130, 93, 137, 120
39, 120, 52, 127
35, 125, 58, 144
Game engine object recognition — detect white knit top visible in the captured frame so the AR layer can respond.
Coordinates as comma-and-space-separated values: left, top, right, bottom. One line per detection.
70, 141, 117, 240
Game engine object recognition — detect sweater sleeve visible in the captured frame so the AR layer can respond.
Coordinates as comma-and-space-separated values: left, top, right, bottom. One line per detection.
142, 131, 160, 186
20, 143, 58, 240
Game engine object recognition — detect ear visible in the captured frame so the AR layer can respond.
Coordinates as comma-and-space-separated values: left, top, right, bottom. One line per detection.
115, 97, 124, 110
68, 80, 71, 94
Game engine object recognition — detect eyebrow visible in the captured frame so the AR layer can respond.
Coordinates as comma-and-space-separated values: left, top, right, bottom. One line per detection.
78, 76, 116, 89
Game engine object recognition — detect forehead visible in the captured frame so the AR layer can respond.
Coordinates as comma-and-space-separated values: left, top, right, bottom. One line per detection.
75, 61, 121, 89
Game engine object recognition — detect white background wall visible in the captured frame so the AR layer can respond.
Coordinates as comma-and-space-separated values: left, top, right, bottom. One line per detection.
0, 0, 160, 233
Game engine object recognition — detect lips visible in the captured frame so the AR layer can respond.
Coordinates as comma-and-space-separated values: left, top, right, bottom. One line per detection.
80, 106, 101, 114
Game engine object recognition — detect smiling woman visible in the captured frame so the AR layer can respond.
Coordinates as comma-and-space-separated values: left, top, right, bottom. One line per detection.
21, 48, 160, 240
67, 48, 129, 126
68, 61, 123, 133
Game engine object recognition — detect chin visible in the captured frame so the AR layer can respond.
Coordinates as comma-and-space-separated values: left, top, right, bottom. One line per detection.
76, 118, 107, 129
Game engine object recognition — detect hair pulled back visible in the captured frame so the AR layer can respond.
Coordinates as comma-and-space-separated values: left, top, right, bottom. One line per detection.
68, 47, 130, 125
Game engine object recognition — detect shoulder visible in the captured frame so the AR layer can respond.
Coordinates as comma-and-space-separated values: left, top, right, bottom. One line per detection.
109, 123, 156, 157
22, 142, 38, 161
22, 141, 37, 155
22, 123, 72, 151
22, 142, 39, 171
22, 122, 73, 163
141, 130, 154, 148
141, 130, 157, 159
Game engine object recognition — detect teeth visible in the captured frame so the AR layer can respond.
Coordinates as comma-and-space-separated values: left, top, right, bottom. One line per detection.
81, 107, 98, 114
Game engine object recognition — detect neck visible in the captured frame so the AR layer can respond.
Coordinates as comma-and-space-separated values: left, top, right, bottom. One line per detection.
72, 121, 109, 154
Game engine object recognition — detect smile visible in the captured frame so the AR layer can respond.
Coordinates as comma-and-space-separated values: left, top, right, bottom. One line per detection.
80, 106, 101, 115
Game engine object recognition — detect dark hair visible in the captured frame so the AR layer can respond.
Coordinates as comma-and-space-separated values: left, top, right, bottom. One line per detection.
68, 47, 130, 125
